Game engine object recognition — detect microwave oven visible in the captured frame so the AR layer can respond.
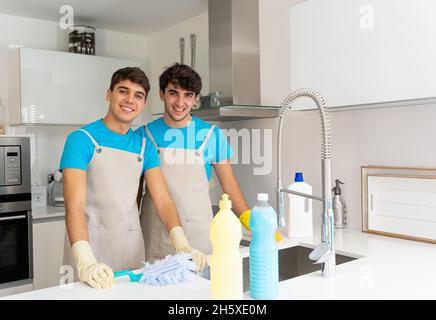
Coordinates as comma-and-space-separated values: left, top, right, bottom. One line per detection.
0, 136, 32, 286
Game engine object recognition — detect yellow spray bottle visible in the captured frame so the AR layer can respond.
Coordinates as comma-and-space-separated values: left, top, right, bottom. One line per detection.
210, 194, 243, 300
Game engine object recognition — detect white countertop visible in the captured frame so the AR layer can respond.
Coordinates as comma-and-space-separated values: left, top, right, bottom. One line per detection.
4, 228, 436, 300
32, 206, 65, 220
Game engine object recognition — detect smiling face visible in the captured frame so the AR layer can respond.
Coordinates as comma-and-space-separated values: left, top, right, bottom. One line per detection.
161, 83, 197, 126
105, 79, 147, 125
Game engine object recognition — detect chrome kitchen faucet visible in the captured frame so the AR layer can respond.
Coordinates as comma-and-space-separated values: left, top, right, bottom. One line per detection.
276, 89, 335, 278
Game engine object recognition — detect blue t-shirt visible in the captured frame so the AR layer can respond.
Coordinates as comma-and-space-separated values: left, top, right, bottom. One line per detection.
60, 119, 160, 172
135, 116, 233, 180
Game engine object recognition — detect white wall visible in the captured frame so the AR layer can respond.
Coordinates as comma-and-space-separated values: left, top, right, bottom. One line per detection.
220, 103, 436, 231
144, 12, 209, 115
0, 11, 209, 188
0, 12, 150, 186
219, 0, 436, 231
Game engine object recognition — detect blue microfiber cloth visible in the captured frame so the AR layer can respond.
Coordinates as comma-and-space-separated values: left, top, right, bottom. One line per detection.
139, 252, 197, 286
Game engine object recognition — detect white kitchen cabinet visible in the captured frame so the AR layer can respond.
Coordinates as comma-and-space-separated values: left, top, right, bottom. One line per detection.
32, 218, 66, 290
289, 0, 436, 110
8, 47, 146, 125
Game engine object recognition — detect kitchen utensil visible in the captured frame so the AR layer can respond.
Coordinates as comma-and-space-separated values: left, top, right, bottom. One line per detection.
179, 37, 185, 64
209, 91, 222, 107
48, 170, 64, 207
199, 95, 210, 109
190, 34, 196, 69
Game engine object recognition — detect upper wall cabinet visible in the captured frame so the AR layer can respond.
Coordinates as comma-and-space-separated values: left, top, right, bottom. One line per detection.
8, 48, 145, 125
289, 0, 436, 110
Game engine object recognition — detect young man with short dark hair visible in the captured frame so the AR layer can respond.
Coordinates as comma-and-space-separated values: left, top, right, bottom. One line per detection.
136, 63, 281, 262
60, 67, 206, 289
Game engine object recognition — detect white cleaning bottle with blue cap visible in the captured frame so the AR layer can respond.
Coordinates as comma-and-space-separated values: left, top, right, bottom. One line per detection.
210, 194, 243, 300
286, 172, 313, 238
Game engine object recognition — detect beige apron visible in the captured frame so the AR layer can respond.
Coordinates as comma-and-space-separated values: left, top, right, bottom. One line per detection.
140, 125, 216, 261
64, 129, 146, 272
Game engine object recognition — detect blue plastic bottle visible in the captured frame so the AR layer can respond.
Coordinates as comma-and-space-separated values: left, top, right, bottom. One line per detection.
249, 193, 279, 300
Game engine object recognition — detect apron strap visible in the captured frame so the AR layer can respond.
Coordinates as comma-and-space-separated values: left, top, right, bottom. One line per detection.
137, 138, 146, 162
145, 126, 159, 153
196, 125, 216, 156
78, 129, 102, 153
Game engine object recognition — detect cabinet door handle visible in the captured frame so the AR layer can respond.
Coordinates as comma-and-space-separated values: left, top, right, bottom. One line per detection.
370, 194, 374, 211
0, 215, 26, 222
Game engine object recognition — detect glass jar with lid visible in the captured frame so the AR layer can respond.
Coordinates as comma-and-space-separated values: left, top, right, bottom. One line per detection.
68, 25, 96, 55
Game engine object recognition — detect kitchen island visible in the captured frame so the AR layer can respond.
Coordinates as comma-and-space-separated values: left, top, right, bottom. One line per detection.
4, 228, 436, 300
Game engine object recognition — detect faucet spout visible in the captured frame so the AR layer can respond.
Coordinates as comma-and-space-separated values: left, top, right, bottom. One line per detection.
276, 88, 335, 278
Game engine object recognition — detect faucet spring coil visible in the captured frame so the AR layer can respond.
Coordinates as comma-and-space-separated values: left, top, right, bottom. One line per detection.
278, 88, 331, 160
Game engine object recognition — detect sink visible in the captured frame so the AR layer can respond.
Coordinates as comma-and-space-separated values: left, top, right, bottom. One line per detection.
201, 245, 358, 292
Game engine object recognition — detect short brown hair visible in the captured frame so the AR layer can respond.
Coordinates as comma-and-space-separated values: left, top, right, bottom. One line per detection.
110, 67, 150, 96
159, 63, 202, 95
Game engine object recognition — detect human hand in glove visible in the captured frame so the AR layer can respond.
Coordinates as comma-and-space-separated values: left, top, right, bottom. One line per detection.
169, 226, 207, 273
239, 209, 283, 241
72, 240, 115, 289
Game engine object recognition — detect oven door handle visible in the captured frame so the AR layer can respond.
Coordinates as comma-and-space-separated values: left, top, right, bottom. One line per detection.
0, 215, 27, 221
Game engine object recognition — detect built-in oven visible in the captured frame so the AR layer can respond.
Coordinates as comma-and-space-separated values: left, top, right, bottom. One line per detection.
0, 136, 32, 286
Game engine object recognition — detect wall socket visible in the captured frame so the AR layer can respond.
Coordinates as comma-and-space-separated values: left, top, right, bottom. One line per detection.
31, 185, 47, 208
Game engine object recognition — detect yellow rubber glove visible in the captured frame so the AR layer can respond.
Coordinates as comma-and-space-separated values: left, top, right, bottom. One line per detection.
239, 209, 283, 242
169, 226, 207, 273
72, 240, 115, 289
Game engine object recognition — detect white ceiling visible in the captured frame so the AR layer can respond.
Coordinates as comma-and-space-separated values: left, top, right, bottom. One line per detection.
0, 0, 208, 35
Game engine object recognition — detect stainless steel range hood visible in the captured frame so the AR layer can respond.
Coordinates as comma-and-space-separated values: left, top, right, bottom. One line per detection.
192, 104, 279, 121
193, 0, 279, 122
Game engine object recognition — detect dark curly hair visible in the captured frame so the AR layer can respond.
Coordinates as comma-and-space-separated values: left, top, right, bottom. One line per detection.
159, 63, 202, 96
109, 67, 150, 96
